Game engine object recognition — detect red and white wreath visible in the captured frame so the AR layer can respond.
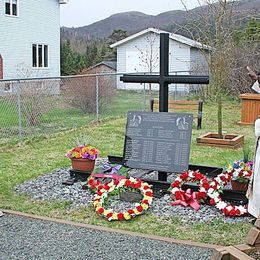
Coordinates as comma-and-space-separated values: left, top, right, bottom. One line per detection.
87, 176, 113, 193
206, 172, 247, 216
170, 171, 209, 210
93, 177, 153, 221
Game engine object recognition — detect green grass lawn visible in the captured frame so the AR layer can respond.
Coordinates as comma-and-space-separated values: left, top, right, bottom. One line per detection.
0, 96, 255, 246
0, 90, 147, 145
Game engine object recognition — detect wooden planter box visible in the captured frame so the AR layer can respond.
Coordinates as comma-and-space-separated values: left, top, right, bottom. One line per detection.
239, 93, 260, 125
196, 132, 244, 149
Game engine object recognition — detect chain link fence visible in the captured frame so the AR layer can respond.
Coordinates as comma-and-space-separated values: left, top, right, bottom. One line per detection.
0, 72, 199, 145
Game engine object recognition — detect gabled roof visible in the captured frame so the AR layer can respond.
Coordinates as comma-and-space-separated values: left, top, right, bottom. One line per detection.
101, 60, 117, 70
110, 27, 211, 50
81, 60, 117, 73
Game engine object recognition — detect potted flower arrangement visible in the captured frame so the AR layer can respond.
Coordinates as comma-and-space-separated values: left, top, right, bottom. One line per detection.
226, 159, 253, 191
66, 144, 99, 172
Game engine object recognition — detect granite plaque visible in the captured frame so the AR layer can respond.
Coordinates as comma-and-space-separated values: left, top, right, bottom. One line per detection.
123, 111, 193, 173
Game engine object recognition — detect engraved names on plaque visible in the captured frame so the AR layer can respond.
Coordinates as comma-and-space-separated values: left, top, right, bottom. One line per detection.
123, 111, 193, 173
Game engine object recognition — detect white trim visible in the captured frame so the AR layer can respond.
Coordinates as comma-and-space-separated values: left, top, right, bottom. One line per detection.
4, 0, 19, 17
32, 44, 50, 69
110, 28, 211, 50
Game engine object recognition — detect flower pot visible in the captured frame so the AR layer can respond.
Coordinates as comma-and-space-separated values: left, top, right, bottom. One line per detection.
231, 180, 248, 191
71, 158, 95, 172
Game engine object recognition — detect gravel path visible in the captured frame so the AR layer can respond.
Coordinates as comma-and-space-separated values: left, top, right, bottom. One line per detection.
0, 213, 213, 260
15, 162, 253, 224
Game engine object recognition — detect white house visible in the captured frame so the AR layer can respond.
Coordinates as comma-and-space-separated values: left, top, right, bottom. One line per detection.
110, 28, 210, 91
0, 0, 68, 81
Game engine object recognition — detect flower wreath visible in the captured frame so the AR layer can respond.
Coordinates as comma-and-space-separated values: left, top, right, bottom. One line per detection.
206, 172, 247, 216
87, 176, 112, 193
93, 177, 153, 221
170, 170, 209, 210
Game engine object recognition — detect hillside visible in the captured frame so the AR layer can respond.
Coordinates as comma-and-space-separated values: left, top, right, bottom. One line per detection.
61, 0, 260, 43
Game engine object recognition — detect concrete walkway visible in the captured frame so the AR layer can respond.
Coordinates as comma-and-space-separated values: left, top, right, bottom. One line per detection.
0, 212, 214, 260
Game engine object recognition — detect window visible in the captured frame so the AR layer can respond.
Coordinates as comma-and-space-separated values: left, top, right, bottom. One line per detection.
5, 0, 18, 16
4, 83, 12, 93
32, 44, 49, 68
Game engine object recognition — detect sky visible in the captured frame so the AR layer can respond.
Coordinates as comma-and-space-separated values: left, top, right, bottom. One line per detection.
60, 0, 204, 28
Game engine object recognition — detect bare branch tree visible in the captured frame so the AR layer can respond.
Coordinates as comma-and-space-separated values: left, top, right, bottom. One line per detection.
135, 32, 159, 97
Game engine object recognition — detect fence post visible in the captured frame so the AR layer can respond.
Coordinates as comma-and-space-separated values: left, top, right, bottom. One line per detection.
143, 83, 146, 111
16, 81, 23, 142
96, 76, 99, 121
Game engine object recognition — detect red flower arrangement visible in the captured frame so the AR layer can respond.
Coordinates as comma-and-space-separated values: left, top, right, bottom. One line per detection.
93, 177, 153, 221
206, 172, 247, 216
87, 176, 116, 193
170, 171, 209, 210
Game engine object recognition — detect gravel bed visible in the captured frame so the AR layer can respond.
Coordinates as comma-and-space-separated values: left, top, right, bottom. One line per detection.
15, 163, 253, 224
15, 168, 94, 208
250, 250, 260, 259
0, 214, 213, 260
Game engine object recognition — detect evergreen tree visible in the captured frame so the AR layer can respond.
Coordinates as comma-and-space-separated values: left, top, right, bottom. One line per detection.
234, 19, 260, 44
61, 40, 86, 75
107, 29, 128, 45
61, 40, 77, 75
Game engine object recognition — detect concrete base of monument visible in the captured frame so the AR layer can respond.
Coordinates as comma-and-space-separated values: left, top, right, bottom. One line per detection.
196, 132, 244, 149
63, 169, 91, 184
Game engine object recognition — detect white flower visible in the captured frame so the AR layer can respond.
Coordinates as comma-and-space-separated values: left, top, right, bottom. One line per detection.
215, 177, 224, 185
200, 187, 206, 192
216, 201, 227, 210
226, 205, 233, 211
214, 197, 220, 203
175, 177, 182, 183
207, 188, 214, 194
171, 188, 179, 194
233, 171, 239, 178
210, 191, 220, 199
117, 181, 125, 188
129, 177, 137, 183
188, 171, 194, 178
237, 206, 247, 214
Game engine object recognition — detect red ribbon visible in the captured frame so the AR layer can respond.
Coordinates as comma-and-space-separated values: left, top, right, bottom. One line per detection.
171, 188, 201, 211
90, 173, 126, 180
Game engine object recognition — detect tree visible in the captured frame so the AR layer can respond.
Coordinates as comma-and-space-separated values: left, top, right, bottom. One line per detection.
230, 19, 260, 95
61, 40, 86, 75
180, 0, 259, 138
61, 41, 77, 75
107, 29, 128, 58
135, 32, 159, 97
107, 29, 128, 45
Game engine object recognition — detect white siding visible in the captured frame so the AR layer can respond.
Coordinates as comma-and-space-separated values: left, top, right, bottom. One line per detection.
169, 41, 190, 73
0, 0, 60, 79
190, 48, 209, 74
116, 31, 191, 91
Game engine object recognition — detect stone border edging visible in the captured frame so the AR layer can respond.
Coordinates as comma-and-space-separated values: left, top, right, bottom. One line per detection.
2, 209, 219, 250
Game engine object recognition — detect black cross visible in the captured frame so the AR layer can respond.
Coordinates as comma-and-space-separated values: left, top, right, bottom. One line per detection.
120, 33, 209, 112
120, 33, 209, 181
